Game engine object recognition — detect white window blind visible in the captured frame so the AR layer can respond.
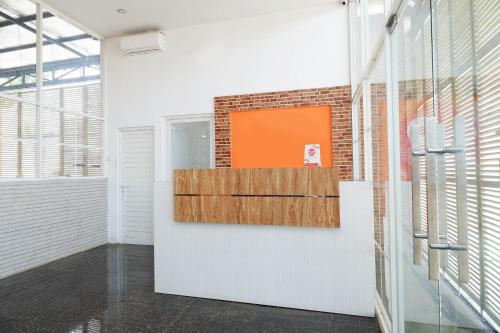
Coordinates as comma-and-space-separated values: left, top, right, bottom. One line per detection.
431, 0, 500, 327
85, 84, 103, 177
0, 83, 103, 179
0, 94, 38, 178
0, 96, 20, 178
433, 0, 482, 307
41, 83, 103, 178
475, 0, 500, 325
42, 89, 62, 178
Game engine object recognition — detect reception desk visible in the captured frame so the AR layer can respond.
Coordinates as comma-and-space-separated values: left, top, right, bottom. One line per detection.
174, 168, 340, 228
155, 181, 374, 315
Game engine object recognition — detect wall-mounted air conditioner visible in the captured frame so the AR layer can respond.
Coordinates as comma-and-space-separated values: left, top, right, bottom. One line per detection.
120, 32, 165, 55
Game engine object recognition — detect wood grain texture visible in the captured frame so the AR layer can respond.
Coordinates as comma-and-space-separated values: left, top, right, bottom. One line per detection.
175, 196, 340, 228
246, 167, 339, 195
174, 168, 340, 228
175, 169, 233, 195
176, 168, 339, 196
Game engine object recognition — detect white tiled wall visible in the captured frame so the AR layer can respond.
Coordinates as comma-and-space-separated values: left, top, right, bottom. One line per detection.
0, 178, 108, 279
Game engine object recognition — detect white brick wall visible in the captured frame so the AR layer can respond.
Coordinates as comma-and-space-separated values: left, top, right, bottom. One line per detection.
0, 178, 108, 279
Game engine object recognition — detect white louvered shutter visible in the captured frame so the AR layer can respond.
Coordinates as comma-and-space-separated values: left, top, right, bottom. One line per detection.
432, 0, 500, 325
0, 95, 19, 178
42, 88, 62, 177
474, 0, 500, 325
85, 84, 103, 177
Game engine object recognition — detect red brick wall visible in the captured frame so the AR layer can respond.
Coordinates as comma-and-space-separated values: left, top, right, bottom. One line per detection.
214, 86, 353, 180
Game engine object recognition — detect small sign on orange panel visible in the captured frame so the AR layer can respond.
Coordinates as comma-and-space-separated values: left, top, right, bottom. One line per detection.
304, 144, 321, 167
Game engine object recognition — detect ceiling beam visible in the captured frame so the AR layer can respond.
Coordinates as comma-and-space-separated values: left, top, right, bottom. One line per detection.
0, 33, 92, 54
0, 55, 100, 79
0, 12, 54, 28
0, 76, 19, 87
0, 9, 85, 57
0, 75, 100, 92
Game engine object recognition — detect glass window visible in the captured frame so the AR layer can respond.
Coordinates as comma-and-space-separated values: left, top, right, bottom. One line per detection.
367, 0, 386, 61
349, 0, 364, 88
0, 1, 103, 179
0, 0, 37, 94
171, 121, 211, 170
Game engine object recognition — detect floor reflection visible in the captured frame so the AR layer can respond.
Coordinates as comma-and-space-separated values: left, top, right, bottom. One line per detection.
0, 244, 377, 333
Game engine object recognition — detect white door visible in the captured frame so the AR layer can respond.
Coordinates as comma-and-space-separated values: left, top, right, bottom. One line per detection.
119, 127, 154, 245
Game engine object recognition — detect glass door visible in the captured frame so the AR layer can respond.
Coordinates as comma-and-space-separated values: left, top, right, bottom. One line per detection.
392, 0, 496, 331
393, 1, 441, 331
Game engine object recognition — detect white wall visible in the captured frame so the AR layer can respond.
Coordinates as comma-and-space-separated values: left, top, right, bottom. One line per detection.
103, 4, 374, 315
104, 4, 350, 243
0, 178, 108, 279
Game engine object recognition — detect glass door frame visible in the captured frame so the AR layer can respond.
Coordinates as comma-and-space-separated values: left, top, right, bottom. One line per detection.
386, 0, 445, 332
385, 11, 405, 332
386, 4, 405, 331
385, 2, 441, 331
386, 0, 452, 331
348, 0, 402, 329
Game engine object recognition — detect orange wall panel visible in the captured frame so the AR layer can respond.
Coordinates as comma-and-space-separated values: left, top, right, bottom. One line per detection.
230, 106, 333, 168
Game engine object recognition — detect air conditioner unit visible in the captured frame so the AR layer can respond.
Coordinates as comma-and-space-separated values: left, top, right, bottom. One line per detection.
120, 32, 165, 55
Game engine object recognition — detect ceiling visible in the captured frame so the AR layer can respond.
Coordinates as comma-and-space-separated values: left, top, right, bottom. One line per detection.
40, 0, 335, 39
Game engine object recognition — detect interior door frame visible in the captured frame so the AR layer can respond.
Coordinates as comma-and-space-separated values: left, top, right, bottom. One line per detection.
162, 114, 215, 183
117, 126, 155, 244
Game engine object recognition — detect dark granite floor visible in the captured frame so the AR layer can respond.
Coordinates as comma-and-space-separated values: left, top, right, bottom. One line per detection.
0, 244, 378, 333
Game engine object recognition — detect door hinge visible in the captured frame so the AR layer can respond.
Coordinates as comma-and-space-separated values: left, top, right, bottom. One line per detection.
386, 14, 398, 33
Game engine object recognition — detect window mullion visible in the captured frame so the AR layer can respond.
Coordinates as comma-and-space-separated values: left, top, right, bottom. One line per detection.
35, 3, 43, 178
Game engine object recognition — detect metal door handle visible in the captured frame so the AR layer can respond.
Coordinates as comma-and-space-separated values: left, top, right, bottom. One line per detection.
429, 243, 467, 251
427, 147, 464, 153
412, 149, 426, 156
410, 122, 423, 265
454, 116, 469, 283
422, 116, 469, 283
413, 232, 447, 240
436, 123, 449, 270
425, 117, 440, 280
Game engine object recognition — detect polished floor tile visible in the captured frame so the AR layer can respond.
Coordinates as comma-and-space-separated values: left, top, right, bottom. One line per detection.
0, 244, 378, 333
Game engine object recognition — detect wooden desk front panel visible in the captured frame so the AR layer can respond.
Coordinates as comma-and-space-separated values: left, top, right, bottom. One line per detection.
174, 168, 340, 228
174, 168, 339, 196
174, 196, 339, 228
